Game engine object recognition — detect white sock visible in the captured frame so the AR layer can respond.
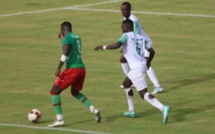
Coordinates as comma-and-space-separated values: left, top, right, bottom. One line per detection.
124, 88, 134, 111
121, 63, 130, 75
56, 114, 63, 121
89, 105, 95, 113
147, 67, 161, 87
144, 92, 164, 112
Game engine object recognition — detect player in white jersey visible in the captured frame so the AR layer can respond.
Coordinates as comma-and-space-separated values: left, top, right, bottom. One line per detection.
120, 2, 163, 94
94, 19, 170, 124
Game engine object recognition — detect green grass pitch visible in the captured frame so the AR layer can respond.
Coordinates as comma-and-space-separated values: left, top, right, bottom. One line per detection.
0, 0, 215, 134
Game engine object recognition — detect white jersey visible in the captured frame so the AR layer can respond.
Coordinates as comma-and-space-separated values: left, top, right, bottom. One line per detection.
118, 32, 152, 70
124, 14, 152, 46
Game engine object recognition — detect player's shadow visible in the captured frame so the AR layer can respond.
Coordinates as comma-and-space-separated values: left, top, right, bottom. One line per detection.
134, 101, 215, 124
61, 112, 124, 126
68, 112, 133, 125
104, 112, 129, 122
169, 102, 215, 123
64, 119, 94, 126
164, 73, 215, 92
39, 119, 54, 124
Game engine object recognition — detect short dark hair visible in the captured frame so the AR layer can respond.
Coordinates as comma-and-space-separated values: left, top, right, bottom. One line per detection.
122, 19, 133, 28
122, 2, 131, 9
61, 21, 72, 29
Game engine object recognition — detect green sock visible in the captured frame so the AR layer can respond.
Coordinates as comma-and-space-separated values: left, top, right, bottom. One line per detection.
75, 92, 92, 108
51, 95, 62, 114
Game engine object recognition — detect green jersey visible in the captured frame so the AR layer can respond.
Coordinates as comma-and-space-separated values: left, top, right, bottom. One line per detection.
61, 32, 85, 69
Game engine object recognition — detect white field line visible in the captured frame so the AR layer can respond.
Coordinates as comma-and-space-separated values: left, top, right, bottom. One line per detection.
64, 7, 215, 18
0, 0, 122, 17
0, 123, 112, 134
0, 0, 214, 18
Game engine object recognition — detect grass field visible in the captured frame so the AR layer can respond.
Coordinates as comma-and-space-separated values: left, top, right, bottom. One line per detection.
0, 0, 215, 134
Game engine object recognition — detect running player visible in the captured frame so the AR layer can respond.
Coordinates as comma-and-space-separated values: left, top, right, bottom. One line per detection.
120, 2, 163, 95
94, 19, 170, 123
48, 21, 101, 127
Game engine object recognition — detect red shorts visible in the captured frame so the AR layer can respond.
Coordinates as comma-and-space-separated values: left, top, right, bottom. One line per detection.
54, 68, 86, 91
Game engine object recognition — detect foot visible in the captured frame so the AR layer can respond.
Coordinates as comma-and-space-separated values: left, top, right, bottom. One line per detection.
92, 109, 101, 123
48, 120, 64, 127
151, 87, 163, 94
120, 85, 134, 89
163, 105, 170, 123
124, 110, 136, 117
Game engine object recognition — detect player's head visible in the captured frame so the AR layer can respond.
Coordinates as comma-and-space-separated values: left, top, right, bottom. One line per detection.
61, 21, 72, 36
121, 19, 133, 33
121, 2, 131, 19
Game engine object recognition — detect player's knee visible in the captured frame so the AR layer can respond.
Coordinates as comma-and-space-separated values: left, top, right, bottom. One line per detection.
141, 91, 154, 99
120, 55, 127, 63
139, 89, 147, 99
50, 87, 62, 95
128, 89, 133, 96
50, 90, 60, 95
71, 88, 79, 96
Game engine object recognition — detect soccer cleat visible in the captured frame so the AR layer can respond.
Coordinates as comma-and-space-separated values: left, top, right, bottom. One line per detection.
93, 109, 101, 123
48, 120, 64, 127
163, 105, 170, 124
124, 110, 136, 117
151, 87, 163, 94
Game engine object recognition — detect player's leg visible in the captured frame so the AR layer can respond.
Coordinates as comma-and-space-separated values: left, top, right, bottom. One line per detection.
147, 66, 163, 94
120, 55, 134, 88
138, 89, 164, 112
48, 75, 67, 127
129, 67, 169, 123
122, 77, 135, 117
71, 88, 101, 123
138, 89, 169, 123
71, 68, 101, 123
128, 67, 164, 111
120, 54, 130, 75
48, 69, 77, 127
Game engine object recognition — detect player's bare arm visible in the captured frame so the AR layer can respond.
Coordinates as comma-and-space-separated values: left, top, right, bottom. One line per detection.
55, 44, 70, 77
146, 48, 155, 68
94, 42, 122, 51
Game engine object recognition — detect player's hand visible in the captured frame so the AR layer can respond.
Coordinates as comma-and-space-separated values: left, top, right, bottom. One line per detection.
58, 33, 65, 39
94, 46, 103, 51
55, 69, 60, 77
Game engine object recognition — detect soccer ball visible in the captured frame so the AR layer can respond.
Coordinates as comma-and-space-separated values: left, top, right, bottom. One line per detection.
28, 109, 41, 123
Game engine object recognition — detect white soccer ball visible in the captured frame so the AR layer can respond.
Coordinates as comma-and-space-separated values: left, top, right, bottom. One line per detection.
28, 109, 41, 123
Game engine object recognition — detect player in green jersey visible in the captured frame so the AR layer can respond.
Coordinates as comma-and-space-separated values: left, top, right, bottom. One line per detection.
48, 21, 101, 127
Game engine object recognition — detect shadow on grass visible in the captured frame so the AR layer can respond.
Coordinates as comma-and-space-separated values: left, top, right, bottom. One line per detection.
165, 102, 215, 123
58, 113, 124, 126
165, 74, 215, 91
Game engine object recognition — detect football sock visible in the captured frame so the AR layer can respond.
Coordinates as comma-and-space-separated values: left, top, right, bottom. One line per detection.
147, 67, 161, 87
74, 92, 92, 108
144, 92, 164, 112
124, 88, 134, 111
121, 63, 130, 75
89, 105, 95, 113
56, 114, 63, 121
51, 95, 62, 114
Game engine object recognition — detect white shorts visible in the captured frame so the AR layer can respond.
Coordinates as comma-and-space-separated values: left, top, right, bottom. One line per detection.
127, 66, 147, 91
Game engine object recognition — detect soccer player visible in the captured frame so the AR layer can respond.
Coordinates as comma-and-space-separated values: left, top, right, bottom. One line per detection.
94, 19, 170, 123
48, 21, 101, 127
120, 2, 163, 95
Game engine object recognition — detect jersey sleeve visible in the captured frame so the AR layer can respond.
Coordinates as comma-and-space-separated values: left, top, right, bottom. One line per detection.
145, 39, 152, 50
117, 33, 128, 44
133, 21, 140, 34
